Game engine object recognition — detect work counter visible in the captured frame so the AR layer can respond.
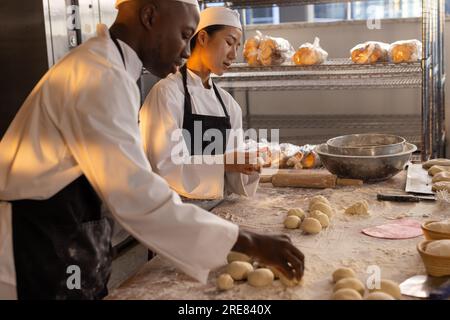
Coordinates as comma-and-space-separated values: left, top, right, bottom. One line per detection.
106, 170, 448, 300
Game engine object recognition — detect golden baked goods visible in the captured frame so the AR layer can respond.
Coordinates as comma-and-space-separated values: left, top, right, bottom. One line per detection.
350, 41, 389, 64
293, 37, 328, 66
243, 31, 262, 66
389, 39, 422, 63
258, 36, 294, 66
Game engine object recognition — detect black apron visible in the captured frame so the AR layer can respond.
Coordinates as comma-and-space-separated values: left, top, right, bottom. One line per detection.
9, 35, 129, 300
181, 65, 231, 156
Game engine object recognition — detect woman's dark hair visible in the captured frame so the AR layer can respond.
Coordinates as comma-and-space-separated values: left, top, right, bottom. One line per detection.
190, 25, 227, 52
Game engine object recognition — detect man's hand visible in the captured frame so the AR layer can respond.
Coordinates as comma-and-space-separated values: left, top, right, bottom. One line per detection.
232, 229, 305, 281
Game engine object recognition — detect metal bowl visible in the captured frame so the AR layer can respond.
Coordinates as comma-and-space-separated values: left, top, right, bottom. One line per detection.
327, 134, 406, 156
316, 142, 417, 182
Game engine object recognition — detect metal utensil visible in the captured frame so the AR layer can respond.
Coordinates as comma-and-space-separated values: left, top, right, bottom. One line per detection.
377, 193, 436, 202
400, 275, 450, 299
405, 163, 435, 195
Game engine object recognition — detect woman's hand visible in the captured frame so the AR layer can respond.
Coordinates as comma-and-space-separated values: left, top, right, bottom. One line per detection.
223, 148, 269, 175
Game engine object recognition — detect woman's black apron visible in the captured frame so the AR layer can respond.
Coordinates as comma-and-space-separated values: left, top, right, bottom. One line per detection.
180, 65, 231, 156
9, 35, 131, 300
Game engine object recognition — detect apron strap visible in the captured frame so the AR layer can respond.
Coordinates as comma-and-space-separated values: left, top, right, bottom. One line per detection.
110, 33, 126, 70
181, 65, 230, 119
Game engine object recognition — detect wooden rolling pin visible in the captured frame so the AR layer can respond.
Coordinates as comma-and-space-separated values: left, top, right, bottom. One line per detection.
271, 170, 363, 189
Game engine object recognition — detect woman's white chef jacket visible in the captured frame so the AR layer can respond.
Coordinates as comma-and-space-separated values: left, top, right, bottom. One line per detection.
139, 69, 260, 200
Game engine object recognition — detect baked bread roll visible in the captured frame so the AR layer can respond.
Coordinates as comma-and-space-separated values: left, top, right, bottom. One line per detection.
389, 39, 422, 63
243, 31, 262, 66
259, 36, 294, 66
350, 41, 389, 64
293, 37, 328, 66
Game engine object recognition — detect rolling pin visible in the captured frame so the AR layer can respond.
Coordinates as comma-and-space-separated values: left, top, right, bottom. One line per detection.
271, 170, 363, 189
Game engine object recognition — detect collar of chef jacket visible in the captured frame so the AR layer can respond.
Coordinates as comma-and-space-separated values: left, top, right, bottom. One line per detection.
97, 24, 143, 82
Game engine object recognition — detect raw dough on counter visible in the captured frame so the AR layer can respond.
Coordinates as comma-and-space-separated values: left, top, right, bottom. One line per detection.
309, 195, 330, 209
368, 279, 401, 299
287, 208, 306, 220
332, 288, 362, 300
432, 181, 450, 193
279, 273, 303, 287
365, 292, 395, 300
300, 217, 322, 234
284, 215, 301, 229
332, 267, 356, 283
247, 268, 274, 287
310, 202, 334, 218
217, 274, 234, 291
425, 240, 450, 257
428, 165, 450, 176
227, 251, 252, 264
227, 261, 254, 281
423, 158, 450, 169
432, 171, 450, 183
310, 210, 330, 228
426, 220, 450, 233
345, 200, 369, 215
334, 277, 365, 296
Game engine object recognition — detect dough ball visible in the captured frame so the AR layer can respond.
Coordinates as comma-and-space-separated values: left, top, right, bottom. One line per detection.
423, 158, 450, 169
279, 272, 303, 287
227, 251, 252, 264
432, 171, 450, 183
310, 210, 330, 228
334, 277, 365, 296
332, 267, 356, 283
345, 200, 369, 215
287, 208, 306, 220
310, 202, 334, 218
425, 240, 450, 257
300, 217, 322, 234
309, 195, 330, 209
331, 288, 362, 300
217, 273, 234, 291
428, 165, 450, 176
227, 261, 254, 281
365, 292, 395, 300
268, 266, 280, 279
369, 279, 401, 299
247, 268, 274, 287
284, 215, 301, 229
432, 181, 450, 193
426, 220, 450, 233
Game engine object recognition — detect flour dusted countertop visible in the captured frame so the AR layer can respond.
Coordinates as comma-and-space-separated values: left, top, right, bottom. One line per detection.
106, 171, 450, 300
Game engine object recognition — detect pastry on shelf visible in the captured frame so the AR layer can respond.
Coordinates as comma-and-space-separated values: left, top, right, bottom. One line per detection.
258, 35, 294, 66
350, 41, 389, 64
243, 31, 263, 67
389, 39, 422, 63
293, 37, 328, 66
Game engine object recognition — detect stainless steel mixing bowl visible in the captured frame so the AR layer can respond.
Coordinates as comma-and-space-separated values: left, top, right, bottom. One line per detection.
316, 142, 417, 182
326, 133, 406, 156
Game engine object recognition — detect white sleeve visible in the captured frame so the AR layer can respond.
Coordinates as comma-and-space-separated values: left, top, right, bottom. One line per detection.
57, 70, 238, 283
223, 94, 260, 197
140, 80, 226, 200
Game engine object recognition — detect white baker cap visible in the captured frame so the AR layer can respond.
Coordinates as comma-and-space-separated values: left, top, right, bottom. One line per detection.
115, 0, 199, 9
194, 6, 242, 35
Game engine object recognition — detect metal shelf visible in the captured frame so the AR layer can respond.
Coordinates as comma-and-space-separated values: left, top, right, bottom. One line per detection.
213, 59, 422, 90
200, 0, 355, 8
